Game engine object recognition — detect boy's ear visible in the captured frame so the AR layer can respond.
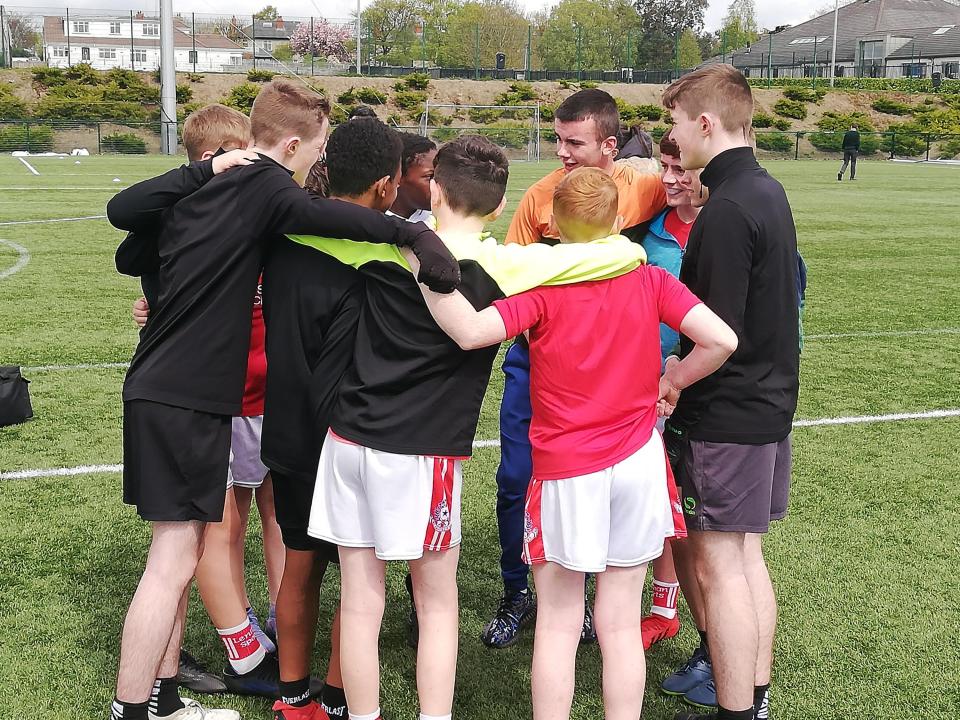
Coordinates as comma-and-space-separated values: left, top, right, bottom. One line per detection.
600, 134, 618, 157
486, 194, 508, 223
429, 178, 443, 211
284, 136, 302, 156
373, 175, 391, 198
200, 150, 217, 161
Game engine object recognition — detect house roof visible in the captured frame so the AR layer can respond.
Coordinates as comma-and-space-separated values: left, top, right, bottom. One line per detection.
240, 18, 301, 39
706, 0, 960, 66
43, 15, 244, 51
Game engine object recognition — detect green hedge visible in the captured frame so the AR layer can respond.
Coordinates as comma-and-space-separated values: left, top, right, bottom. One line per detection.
247, 69, 276, 82
774, 98, 807, 120
755, 132, 794, 152
871, 97, 912, 115
356, 87, 387, 104
394, 73, 431, 91
101, 132, 147, 154
222, 83, 260, 115
0, 95, 30, 119
393, 89, 427, 111
753, 111, 775, 128
748, 76, 960, 94
782, 86, 825, 103
882, 121, 929, 156
808, 111, 881, 154
0, 124, 54, 152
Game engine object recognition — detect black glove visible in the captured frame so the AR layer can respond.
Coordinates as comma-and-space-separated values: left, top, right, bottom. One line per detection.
398, 222, 461, 294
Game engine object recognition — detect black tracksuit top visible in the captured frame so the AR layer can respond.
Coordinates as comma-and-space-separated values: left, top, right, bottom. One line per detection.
674, 147, 800, 444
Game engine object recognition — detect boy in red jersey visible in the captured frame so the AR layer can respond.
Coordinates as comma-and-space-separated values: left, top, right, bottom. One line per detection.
407, 167, 737, 720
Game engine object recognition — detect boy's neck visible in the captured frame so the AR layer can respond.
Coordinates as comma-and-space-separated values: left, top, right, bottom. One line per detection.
676, 204, 699, 224
390, 194, 421, 220
250, 145, 291, 171
434, 206, 486, 237
331, 192, 377, 210
702, 134, 750, 168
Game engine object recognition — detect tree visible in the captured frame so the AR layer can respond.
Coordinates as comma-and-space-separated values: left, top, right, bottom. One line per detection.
289, 19, 350, 62
439, 0, 529, 69
721, 0, 759, 50
254, 5, 280, 21
633, 0, 708, 68
360, 0, 424, 65
538, 0, 641, 71
5, 12, 41, 58
678, 28, 702, 68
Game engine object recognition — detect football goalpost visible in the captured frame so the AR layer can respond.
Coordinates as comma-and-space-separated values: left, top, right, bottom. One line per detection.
418, 102, 542, 162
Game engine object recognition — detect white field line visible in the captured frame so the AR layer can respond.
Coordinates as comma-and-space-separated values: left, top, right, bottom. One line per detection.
23, 362, 129, 372
17, 157, 40, 176
0, 215, 107, 227
0, 187, 124, 191
3, 408, 959, 482
806, 328, 960, 340
0, 239, 31, 280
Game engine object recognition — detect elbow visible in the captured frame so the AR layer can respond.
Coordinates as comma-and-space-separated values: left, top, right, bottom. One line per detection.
720, 328, 739, 358
457, 336, 485, 352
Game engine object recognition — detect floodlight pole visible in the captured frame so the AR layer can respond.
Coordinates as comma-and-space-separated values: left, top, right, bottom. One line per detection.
159, 0, 178, 155
356, 0, 362, 75
767, 31, 773, 87
829, 0, 839, 87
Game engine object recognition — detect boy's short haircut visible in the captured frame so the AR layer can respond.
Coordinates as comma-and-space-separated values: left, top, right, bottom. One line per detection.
304, 159, 330, 198
555, 89, 620, 141
325, 118, 402, 198
659, 130, 681, 159
182, 103, 251, 162
349, 105, 378, 119
552, 167, 619, 243
399, 132, 437, 175
662, 65, 754, 134
433, 135, 508, 217
250, 78, 331, 147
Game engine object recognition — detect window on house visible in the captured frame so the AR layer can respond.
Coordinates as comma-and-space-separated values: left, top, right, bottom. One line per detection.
943, 61, 959, 78
143, 23, 159, 36
902, 62, 925, 78
261, 40, 273, 51
133, 49, 148, 62
231, 55, 242, 65
790, 36, 828, 45
98, 48, 117, 59
53, 47, 69, 57
933, 26, 955, 36
110, 22, 121, 35
72, 21, 90, 33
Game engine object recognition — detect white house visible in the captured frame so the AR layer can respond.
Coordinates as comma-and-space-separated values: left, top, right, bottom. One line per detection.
42, 14, 245, 72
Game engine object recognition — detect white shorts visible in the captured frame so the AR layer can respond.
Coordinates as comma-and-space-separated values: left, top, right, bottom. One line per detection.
522, 431, 673, 573
307, 431, 463, 561
226, 415, 269, 489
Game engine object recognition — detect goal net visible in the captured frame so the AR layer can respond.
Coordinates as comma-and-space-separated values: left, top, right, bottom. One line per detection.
415, 103, 542, 163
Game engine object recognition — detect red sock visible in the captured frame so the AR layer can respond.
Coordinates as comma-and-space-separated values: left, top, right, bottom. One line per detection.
217, 619, 265, 674
650, 579, 679, 619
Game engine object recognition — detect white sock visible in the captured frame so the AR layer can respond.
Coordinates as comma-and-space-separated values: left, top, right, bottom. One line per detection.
650, 579, 680, 620
348, 709, 381, 720
217, 619, 266, 674
420, 714, 452, 720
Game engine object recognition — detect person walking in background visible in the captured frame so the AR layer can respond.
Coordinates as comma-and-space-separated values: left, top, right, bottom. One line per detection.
838, 125, 860, 181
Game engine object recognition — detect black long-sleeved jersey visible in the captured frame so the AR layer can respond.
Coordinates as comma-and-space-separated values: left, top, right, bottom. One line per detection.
107, 154, 448, 416
674, 147, 800, 444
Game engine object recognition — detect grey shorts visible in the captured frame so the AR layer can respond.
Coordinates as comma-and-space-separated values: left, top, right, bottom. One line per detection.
677, 435, 792, 533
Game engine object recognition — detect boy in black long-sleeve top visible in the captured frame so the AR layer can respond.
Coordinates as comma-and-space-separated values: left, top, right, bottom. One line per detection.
662, 65, 800, 720
839, 124, 861, 181
105, 79, 459, 720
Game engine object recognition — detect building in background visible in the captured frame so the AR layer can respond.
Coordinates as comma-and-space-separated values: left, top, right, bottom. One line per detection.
241, 17, 300, 61
42, 13, 244, 72
707, 0, 960, 80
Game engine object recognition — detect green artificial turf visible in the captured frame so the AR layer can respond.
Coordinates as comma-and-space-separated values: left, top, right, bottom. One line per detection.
1, 154, 958, 719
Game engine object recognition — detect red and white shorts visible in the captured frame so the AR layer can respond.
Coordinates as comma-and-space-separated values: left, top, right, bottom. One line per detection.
307, 431, 462, 561
523, 431, 675, 573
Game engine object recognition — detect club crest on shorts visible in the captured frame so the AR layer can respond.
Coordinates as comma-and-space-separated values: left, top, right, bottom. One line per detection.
431, 498, 452, 533
523, 511, 539, 543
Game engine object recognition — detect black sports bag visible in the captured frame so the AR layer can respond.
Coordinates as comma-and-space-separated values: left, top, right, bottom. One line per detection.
0, 366, 33, 427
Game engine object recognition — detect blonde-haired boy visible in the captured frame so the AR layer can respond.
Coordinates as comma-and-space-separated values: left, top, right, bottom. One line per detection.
408, 165, 738, 720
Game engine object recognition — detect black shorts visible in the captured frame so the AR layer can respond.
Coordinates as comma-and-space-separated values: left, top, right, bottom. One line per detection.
677, 435, 792, 534
123, 399, 231, 522
272, 467, 339, 561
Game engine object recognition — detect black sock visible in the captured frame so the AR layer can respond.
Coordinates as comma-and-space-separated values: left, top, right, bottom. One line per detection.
717, 705, 754, 720
697, 628, 709, 655
321, 683, 348, 718
279, 676, 312, 708
754, 684, 770, 720
111, 699, 149, 720
149, 676, 184, 717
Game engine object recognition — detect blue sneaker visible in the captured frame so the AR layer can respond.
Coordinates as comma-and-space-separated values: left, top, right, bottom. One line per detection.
480, 588, 537, 649
222, 652, 280, 698
683, 677, 717, 709
661, 647, 713, 696
247, 606, 277, 655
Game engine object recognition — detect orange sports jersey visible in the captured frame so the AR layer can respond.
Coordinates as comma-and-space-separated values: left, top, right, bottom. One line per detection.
506, 163, 667, 246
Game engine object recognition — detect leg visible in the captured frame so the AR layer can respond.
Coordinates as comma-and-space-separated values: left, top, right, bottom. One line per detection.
327, 607, 343, 689
688, 530, 756, 712
744, 534, 777, 687
116, 521, 205, 703
337, 547, 386, 716
641, 544, 681, 649
495, 342, 533, 594
671, 537, 706, 631
850, 152, 857, 180
530, 563, 585, 720
839, 153, 849, 179
255, 474, 287, 606
194, 488, 249, 632
276, 548, 326, 681
595, 565, 648, 720
409, 546, 461, 716
158, 586, 191, 680
232, 485, 254, 610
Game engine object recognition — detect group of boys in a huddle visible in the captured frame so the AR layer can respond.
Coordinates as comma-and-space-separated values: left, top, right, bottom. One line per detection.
106, 64, 800, 720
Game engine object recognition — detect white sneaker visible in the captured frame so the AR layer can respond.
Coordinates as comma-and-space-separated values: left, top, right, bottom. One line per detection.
148, 697, 241, 720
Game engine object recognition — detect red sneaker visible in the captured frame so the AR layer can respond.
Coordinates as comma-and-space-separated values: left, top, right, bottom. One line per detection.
272, 700, 329, 720
641, 613, 680, 650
